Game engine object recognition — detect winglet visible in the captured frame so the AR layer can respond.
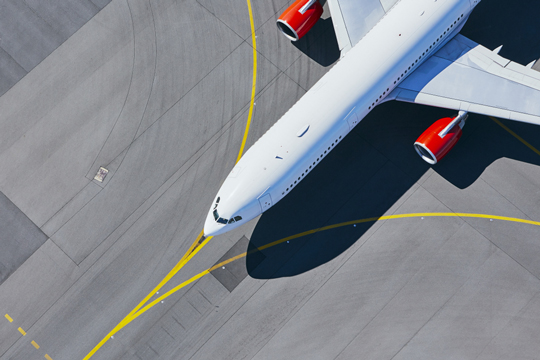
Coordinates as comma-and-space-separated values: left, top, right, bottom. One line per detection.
526, 60, 537, 69
493, 45, 503, 54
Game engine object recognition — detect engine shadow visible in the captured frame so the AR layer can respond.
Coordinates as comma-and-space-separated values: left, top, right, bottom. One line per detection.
292, 17, 340, 67
245, 0, 540, 279
246, 100, 540, 279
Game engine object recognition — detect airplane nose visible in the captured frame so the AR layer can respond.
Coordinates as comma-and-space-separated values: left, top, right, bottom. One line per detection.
204, 211, 224, 237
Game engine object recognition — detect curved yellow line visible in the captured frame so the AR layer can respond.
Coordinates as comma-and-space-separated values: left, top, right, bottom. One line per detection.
116, 212, 540, 323
83, 1, 258, 358
235, 0, 257, 164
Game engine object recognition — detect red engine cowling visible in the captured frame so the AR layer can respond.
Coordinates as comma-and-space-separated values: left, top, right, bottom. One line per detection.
414, 115, 467, 164
277, 0, 323, 41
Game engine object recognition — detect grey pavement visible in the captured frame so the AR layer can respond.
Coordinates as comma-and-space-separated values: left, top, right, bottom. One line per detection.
1, 0, 540, 360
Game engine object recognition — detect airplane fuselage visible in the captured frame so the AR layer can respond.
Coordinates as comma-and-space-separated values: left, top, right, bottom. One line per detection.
204, 0, 477, 236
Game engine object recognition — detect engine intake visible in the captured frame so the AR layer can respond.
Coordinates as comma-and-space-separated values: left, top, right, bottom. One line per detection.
414, 112, 468, 164
277, 0, 323, 41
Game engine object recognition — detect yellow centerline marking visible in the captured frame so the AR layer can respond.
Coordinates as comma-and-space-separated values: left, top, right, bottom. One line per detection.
84, 2, 258, 358
32, 340, 40, 349
490, 116, 540, 157
5, 314, 13, 323
45, 354, 53, 360
18, 327, 26, 336
235, 0, 257, 164
97, 212, 540, 321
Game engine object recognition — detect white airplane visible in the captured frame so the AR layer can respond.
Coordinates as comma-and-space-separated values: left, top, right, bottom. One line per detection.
204, 0, 540, 236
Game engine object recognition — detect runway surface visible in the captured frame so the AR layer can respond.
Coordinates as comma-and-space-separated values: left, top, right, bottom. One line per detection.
1, 0, 540, 359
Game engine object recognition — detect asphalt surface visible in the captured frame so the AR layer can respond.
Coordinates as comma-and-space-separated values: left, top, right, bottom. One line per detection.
1, 0, 540, 359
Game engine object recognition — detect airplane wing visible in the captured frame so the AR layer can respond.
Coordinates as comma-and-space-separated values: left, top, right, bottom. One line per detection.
327, 0, 399, 55
389, 34, 540, 125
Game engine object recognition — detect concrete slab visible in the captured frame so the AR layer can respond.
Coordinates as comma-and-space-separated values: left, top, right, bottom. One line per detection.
0, 47, 27, 97
2, 1, 540, 360
0, 192, 47, 286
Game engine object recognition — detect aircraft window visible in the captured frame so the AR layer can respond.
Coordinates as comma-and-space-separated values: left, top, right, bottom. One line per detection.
234, 216, 242, 221
383, 91, 386, 95
282, 192, 284, 195
394, 81, 396, 84
216, 197, 220, 204
324, 150, 327, 154
328, 147, 330, 150
286, 188, 289, 191
309, 165, 312, 169
318, 157, 320, 160
369, 106, 371, 109
454, 21, 456, 24
415, 60, 418, 63
213, 209, 219, 221
339, 136, 342, 139
298, 177, 300, 180
228, 218, 236, 224
217, 217, 228, 224
451, 24, 453, 28
302, 173, 304, 176
422, 53, 425, 56
376, 99, 378, 102
444, 31, 446, 35
387, 88, 389, 91
405, 70, 407, 73
313, 162, 316, 165
433, 42, 435, 45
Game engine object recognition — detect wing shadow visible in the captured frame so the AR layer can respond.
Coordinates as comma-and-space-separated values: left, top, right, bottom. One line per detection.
245, 0, 540, 279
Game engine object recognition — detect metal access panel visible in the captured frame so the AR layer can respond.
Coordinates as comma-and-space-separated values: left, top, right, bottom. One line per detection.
258, 194, 273, 213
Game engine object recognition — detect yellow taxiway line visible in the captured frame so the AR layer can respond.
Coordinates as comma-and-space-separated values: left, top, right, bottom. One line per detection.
490, 116, 540, 157
95, 212, 540, 328
83, 1, 258, 358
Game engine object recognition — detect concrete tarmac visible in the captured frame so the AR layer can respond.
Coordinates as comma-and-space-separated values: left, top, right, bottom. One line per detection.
1, 0, 540, 359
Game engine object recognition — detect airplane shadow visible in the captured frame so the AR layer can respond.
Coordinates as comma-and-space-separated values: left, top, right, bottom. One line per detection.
292, 17, 340, 67
245, 0, 540, 279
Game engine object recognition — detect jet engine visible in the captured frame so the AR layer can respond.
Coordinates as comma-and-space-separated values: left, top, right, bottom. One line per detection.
414, 111, 469, 164
277, 0, 323, 41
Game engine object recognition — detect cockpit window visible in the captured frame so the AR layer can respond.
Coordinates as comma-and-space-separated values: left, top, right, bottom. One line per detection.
217, 217, 228, 224
234, 216, 242, 221
228, 218, 236, 224
216, 197, 220, 204
213, 209, 219, 221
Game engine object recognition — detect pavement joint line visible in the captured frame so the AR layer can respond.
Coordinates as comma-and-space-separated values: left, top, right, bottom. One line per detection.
84, 1, 257, 357
5, 314, 13, 322
490, 116, 540, 157
91, 212, 540, 356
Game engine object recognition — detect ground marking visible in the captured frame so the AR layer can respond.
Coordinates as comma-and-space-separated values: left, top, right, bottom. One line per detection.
32, 340, 40, 349
18, 327, 26, 336
490, 116, 540, 157
83, 3, 259, 358
5, 314, 13, 323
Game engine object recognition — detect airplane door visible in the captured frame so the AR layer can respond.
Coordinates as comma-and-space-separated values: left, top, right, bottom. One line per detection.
258, 194, 273, 213
346, 111, 359, 130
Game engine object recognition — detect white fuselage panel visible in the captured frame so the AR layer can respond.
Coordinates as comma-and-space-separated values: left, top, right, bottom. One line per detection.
204, 0, 474, 236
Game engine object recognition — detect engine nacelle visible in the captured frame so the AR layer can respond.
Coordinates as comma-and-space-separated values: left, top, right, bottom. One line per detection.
414, 112, 468, 164
277, 0, 323, 41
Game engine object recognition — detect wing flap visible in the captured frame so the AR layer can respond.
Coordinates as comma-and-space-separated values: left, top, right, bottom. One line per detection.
391, 34, 540, 125
327, 0, 399, 56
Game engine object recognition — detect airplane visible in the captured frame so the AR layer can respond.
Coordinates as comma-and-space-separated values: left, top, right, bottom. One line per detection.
204, 0, 540, 237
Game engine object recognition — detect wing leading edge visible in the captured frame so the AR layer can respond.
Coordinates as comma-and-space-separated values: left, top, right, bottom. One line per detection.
390, 34, 540, 125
